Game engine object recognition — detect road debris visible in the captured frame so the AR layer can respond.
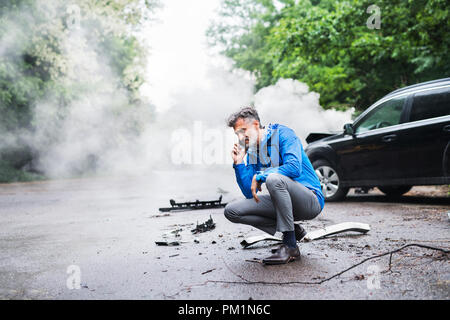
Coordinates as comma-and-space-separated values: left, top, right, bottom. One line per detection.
245, 258, 263, 264
240, 235, 282, 248
149, 213, 171, 218
201, 268, 216, 275
80, 284, 95, 291
304, 222, 370, 241
240, 222, 371, 248
170, 228, 183, 237
159, 196, 227, 212
191, 215, 216, 234
354, 274, 365, 280
156, 216, 216, 247
155, 241, 180, 246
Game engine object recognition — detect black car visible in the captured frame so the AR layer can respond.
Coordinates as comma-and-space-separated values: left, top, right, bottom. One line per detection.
305, 78, 450, 201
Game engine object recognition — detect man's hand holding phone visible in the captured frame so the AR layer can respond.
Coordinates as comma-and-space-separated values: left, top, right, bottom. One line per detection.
231, 143, 261, 202
231, 143, 246, 165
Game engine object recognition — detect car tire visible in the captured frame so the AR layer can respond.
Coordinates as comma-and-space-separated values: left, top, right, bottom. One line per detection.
312, 160, 349, 202
377, 185, 412, 197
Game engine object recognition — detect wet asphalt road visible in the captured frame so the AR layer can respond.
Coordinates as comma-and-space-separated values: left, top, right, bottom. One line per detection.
0, 169, 449, 300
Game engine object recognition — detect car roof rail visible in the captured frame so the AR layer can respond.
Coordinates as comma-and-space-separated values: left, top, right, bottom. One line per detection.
383, 77, 450, 99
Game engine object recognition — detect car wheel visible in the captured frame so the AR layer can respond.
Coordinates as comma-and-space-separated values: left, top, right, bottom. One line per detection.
378, 186, 412, 197
313, 160, 349, 201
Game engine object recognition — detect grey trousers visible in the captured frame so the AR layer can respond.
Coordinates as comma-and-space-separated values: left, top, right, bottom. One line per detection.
224, 173, 322, 235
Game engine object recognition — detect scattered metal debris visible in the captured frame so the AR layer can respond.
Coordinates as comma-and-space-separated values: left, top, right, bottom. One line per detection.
166, 223, 194, 228
240, 235, 282, 248
240, 222, 371, 248
170, 228, 183, 237
304, 222, 371, 241
201, 268, 216, 275
245, 258, 263, 264
80, 284, 95, 291
159, 195, 227, 212
191, 215, 216, 234
155, 241, 181, 246
156, 216, 216, 247
149, 213, 171, 218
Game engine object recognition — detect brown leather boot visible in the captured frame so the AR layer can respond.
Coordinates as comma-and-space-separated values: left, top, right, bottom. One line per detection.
263, 244, 300, 265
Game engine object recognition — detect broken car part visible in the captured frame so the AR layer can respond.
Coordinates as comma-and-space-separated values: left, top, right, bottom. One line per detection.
155, 241, 181, 246
156, 217, 216, 247
159, 195, 227, 212
240, 235, 282, 248
304, 222, 370, 241
240, 222, 371, 248
191, 215, 216, 234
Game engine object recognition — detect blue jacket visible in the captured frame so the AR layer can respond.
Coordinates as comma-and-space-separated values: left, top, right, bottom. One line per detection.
232, 123, 325, 211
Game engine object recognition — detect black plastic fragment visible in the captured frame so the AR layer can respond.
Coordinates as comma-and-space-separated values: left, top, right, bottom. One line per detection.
191, 215, 216, 234
159, 196, 226, 212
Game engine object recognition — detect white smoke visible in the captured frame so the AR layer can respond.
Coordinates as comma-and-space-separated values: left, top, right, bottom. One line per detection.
139, 63, 353, 169
0, 0, 354, 180
255, 78, 354, 143
0, 1, 155, 179
33, 26, 153, 177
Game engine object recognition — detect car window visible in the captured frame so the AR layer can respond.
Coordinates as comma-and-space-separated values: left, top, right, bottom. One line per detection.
355, 97, 405, 134
410, 87, 450, 122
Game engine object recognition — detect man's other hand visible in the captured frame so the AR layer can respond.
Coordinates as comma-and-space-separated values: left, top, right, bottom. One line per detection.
231, 143, 246, 165
251, 174, 262, 202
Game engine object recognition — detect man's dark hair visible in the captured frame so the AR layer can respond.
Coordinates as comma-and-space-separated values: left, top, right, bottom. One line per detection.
227, 106, 263, 129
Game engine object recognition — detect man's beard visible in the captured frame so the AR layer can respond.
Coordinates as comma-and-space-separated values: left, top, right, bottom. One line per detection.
246, 137, 258, 153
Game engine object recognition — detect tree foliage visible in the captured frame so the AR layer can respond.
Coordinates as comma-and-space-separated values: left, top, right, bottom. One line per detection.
208, 0, 450, 110
0, 0, 159, 182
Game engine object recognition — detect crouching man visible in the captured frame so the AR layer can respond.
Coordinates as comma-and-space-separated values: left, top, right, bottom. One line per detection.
224, 107, 325, 265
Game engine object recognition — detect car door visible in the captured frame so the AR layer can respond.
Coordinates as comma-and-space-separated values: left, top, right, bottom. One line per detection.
396, 86, 450, 180
336, 95, 407, 183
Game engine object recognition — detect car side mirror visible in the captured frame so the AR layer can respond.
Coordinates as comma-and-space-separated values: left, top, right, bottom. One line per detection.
343, 123, 355, 136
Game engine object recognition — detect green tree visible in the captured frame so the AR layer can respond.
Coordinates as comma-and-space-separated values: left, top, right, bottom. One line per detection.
0, 0, 159, 182
208, 0, 450, 110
